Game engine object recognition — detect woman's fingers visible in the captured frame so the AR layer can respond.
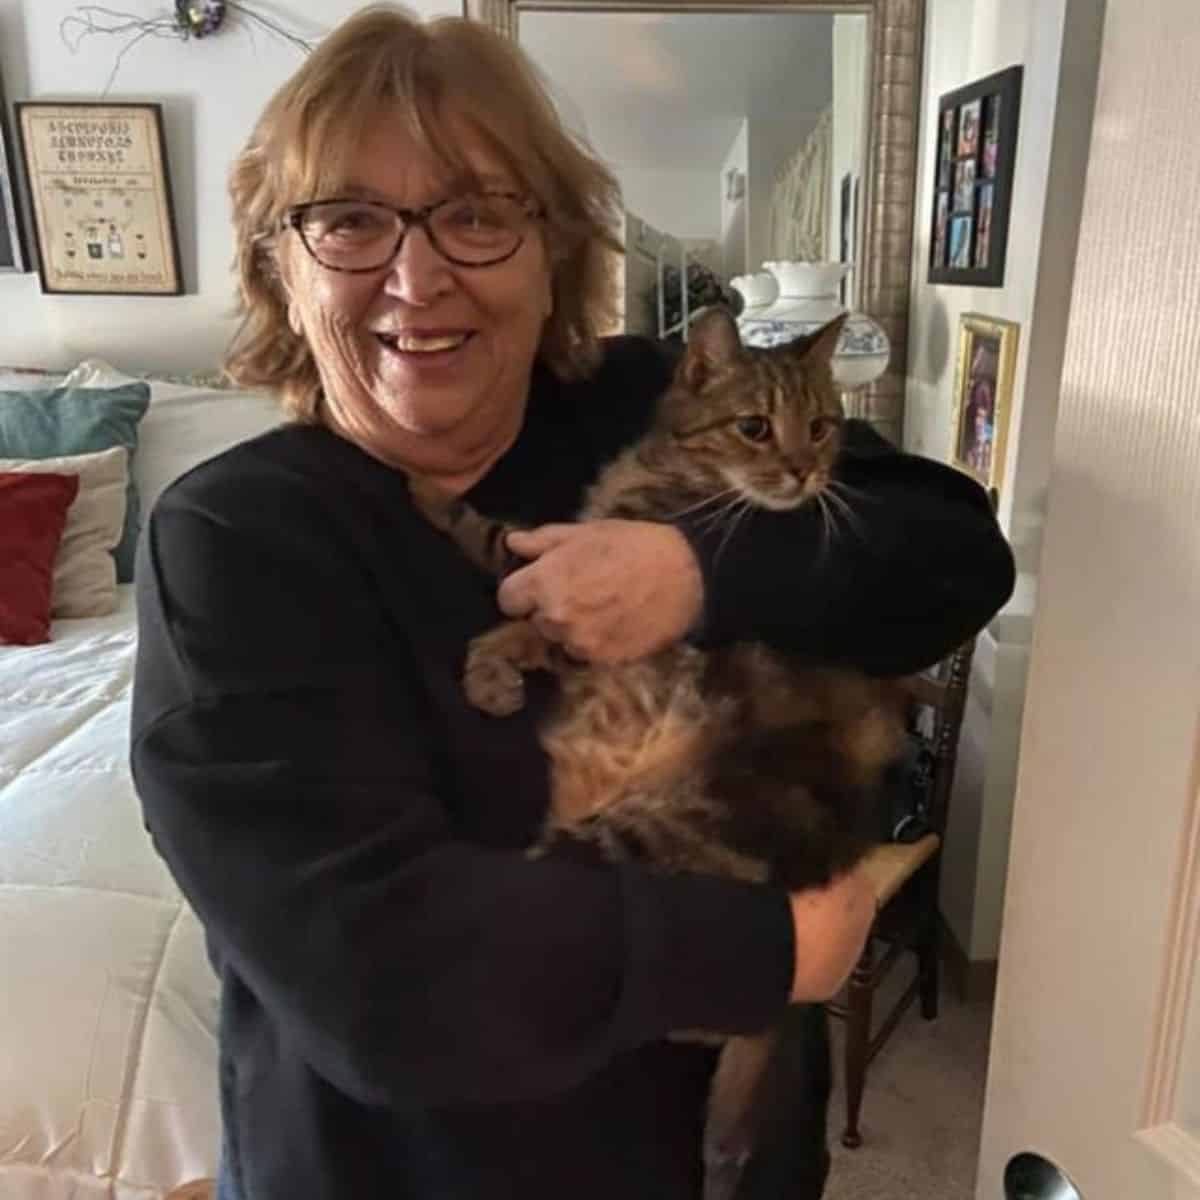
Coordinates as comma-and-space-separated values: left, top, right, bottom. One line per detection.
496, 520, 702, 663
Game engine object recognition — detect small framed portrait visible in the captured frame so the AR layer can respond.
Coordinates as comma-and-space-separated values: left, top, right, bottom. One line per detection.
932, 191, 950, 268
954, 159, 977, 213
982, 93, 1002, 178
941, 106, 957, 150
928, 65, 1023, 286
975, 183, 995, 269
937, 108, 956, 189
957, 98, 982, 158
982, 137, 999, 180
950, 313, 1019, 495
949, 216, 973, 270
15, 101, 183, 295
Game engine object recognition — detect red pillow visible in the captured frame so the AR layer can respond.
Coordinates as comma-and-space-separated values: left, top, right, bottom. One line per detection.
0, 472, 80, 645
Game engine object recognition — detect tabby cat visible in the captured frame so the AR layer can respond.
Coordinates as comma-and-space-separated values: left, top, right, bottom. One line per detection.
411, 307, 903, 1198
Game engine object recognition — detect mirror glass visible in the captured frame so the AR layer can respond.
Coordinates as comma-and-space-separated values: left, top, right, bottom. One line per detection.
519, 10, 870, 342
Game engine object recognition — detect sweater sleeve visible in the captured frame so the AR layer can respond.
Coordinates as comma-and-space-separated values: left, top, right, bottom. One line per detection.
129, 464, 793, 1111
675, 420, 1016, 675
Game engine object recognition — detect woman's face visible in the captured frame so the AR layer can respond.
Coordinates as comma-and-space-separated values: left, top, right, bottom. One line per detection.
278, 108, 553, 488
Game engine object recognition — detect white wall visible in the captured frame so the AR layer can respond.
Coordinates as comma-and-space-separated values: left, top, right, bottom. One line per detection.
618, 167, 720, 244
0, 0, 455, 373
718, 120, 749, 278
905, 0, 1105, 962
746, 113, 824, 271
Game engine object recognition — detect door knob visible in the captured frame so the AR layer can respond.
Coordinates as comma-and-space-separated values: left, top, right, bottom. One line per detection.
1004, 1152, 1082, 1200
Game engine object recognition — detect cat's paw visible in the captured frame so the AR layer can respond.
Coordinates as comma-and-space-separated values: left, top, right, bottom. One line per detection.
464, 652, 527, 716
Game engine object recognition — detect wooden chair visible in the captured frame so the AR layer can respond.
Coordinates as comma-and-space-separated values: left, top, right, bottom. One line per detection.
826, 631, 978, 1148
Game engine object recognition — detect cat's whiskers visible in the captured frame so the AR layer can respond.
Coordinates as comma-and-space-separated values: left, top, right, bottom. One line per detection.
827, 478, 873, 509
814, 493, 836, 564
713, 496, 755, 568
692, 493, 750, 535
821, 483, 866, 541
662, 487, 742, 522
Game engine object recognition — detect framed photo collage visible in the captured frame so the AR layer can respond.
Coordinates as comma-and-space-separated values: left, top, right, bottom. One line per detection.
929, 65, 1023, 287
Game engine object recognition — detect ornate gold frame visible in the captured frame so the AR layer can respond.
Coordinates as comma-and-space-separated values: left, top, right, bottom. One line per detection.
949, 313, 1018, 496
462, 0, 924, 443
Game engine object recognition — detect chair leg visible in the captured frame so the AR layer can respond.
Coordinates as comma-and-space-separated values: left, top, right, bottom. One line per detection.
841, 943, 874, 1149
918, 872, 941, 1021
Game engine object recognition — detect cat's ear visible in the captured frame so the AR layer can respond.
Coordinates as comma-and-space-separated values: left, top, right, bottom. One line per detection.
789, 312, 848, 365
679, 306, 742, 391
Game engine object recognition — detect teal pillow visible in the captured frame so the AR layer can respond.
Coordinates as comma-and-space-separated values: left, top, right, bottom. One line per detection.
0, 383, 151, 581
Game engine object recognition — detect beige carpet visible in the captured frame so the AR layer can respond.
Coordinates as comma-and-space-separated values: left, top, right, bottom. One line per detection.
823, 974, 994, 1200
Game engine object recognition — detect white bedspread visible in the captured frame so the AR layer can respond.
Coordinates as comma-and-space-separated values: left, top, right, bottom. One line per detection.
1, 588, 220, 1199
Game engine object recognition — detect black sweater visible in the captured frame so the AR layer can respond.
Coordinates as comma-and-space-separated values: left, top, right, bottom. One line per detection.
130, 337, 1014, 1200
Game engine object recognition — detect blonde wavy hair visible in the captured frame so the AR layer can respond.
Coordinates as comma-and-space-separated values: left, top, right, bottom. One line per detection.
225, 4, 623, 420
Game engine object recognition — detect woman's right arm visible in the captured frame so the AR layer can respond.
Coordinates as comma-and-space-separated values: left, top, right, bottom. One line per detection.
130, 455, 829, 1111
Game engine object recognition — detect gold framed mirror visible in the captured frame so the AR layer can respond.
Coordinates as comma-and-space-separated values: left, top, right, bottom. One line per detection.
462, 0, 923, 443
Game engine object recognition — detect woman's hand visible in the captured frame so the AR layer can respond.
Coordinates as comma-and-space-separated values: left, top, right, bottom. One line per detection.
497, 520, 704, 664
788, 865, 876, 1003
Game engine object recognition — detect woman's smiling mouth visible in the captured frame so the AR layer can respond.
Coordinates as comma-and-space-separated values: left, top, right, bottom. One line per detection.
374, 329, 474, 354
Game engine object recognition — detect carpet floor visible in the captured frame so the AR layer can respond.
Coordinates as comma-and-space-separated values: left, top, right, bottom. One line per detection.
823, 973, 995, 1200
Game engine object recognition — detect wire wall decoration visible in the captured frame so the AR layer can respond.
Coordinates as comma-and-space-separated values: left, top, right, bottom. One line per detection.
59, 2, 313, 96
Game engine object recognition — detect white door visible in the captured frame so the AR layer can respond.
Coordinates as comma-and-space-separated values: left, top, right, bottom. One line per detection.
975, 0, 1200, 1196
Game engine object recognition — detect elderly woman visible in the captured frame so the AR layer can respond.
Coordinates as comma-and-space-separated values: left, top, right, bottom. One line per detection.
132, 7, 1013, 1200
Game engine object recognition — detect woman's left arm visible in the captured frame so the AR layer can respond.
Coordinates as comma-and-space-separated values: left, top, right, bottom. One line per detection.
499, 420, 1014, 677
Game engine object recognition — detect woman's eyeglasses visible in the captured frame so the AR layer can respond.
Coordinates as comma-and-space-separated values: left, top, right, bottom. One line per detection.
281, 191, 541, 272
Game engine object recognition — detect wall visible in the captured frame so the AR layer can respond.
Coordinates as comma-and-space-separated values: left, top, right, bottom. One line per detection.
905, 0, 1105, 964
746, 112, 825, 272
0, 0, 455, 373
718, 120, 748, 278
619, 166, 721, 244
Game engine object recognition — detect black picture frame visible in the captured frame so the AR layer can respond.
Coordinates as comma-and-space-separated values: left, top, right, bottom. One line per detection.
928, 64, 1022, 287
839, 172, 852, 303
0, 72, 30, 274
838, 172, 860, 306
14, 101, 183, 296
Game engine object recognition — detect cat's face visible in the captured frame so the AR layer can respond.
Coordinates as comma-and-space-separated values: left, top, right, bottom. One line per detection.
663, 308, 847, 511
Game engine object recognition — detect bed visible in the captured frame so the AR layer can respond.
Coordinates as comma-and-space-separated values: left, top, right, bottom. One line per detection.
1, 363, 281, 1198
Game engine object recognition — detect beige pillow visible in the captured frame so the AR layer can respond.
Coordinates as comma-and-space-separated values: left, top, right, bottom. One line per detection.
0, 447, 128, 617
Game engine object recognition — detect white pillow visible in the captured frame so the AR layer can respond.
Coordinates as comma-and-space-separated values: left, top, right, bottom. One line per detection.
61, 358, 283, 511
0, 447, 128, 617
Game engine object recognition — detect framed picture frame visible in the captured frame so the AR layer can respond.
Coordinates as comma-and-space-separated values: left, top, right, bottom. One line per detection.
14, 101, 182, 295
928, 65, 1023, 286
950, 313, 1019, 495
0, 72, 30, 274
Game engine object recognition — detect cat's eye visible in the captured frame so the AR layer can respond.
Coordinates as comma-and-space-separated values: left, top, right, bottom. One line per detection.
810, 416, 838, 443
736, 416, 773, 443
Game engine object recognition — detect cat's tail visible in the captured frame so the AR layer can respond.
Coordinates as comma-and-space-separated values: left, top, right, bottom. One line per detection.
703, 1150, 749, 1200
712, 1005, 835, 1200
704, 1031, 777, 1200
